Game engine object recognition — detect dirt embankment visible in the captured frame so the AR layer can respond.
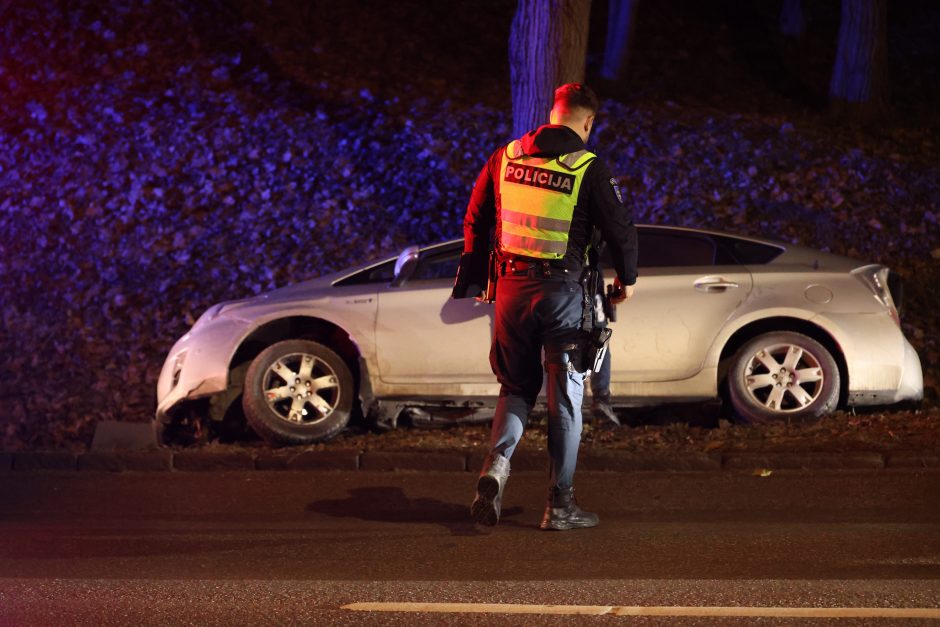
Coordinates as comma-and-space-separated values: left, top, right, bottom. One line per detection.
1, 0, 937, 450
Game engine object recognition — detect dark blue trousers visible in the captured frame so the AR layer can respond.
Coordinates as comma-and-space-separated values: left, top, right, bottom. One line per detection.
488, 272, 586, 489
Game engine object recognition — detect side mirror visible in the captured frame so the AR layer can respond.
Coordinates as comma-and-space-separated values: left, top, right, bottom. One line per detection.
391, 245, 420, 287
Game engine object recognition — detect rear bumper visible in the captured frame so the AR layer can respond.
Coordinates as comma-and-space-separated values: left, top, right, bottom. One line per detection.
847, 337, 924, 406
810, 312, 923, 407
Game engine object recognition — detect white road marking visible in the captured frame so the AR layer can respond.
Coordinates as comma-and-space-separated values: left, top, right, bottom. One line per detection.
342, 602, 940, 619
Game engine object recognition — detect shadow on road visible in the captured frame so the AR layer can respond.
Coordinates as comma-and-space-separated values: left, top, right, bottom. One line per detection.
306, 487, 527, 536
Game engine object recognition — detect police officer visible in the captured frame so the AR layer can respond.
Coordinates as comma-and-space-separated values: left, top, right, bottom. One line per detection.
452, 84, 638, 530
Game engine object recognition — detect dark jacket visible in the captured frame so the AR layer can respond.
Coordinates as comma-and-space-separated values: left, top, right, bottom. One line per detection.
462, 124, 638, 285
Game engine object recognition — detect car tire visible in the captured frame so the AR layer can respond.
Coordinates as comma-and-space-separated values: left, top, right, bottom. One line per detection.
242, 339, 354, 445
728, 331, 840, 424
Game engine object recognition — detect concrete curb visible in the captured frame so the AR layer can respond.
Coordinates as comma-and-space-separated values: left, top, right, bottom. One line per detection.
468, 449, 547, 472
78, 451, 173, 472
885, 452, 940, 469
0, 449, 938, 473
722, 452, 885, 471
581, 451, 722, 472
173, 451, 256, 471
256, 450, 361, 471
13, 452, 78, 472
361, 450, 468, 472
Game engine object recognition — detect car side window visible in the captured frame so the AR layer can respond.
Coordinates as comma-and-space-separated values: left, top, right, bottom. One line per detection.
332, 259, 396, 286
413, 250, 461, 281
333, 245, 463, 287
639, 232, 715, 267
367, 261, 396, 282
599, 229, 717, 268
721, 238, 784, 264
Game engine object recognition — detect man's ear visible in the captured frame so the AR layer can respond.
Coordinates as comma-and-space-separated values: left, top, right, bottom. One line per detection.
584, 114, 595, 134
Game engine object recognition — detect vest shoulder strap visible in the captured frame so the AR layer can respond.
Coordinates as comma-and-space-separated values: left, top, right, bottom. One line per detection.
505, 140, 524, 160
558, 150, 596, 170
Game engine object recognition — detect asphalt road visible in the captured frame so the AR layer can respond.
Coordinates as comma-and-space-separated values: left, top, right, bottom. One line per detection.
1, 469, 938, 625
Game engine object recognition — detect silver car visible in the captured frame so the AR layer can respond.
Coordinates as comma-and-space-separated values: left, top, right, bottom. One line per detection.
154, 225, 923, 446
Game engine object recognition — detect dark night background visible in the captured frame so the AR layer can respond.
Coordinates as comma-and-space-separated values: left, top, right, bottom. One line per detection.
1, 0, 938, 450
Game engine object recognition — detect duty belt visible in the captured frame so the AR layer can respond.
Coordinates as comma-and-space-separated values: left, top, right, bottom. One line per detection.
499, 258, 571, 279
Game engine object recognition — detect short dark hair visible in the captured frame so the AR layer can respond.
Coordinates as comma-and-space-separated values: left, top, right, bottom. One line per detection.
553, 83, 599, 114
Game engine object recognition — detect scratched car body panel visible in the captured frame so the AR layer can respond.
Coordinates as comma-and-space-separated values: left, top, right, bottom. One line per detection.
155, 225, 923, 443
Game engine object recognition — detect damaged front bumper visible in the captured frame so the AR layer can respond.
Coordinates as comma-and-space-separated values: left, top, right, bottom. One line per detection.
154, 316, 252, 427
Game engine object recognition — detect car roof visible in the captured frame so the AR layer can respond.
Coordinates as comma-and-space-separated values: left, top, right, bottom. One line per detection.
420, 224, 788, 253
329, 224, 869, 287
329, 224, 795, 286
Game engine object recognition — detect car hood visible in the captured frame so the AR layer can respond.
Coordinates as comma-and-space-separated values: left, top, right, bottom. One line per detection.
213, 276, 335, 315
202, 257, 392, 321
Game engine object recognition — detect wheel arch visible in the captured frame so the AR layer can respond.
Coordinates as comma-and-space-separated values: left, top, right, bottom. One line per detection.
229, 317, 362, 392
716, 316, 849, 407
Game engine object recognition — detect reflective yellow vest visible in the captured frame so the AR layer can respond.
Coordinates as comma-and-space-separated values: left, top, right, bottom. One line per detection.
497, 139, 596, 259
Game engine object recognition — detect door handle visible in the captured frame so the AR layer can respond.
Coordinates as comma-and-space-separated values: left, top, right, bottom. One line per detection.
694, 276, 740, 292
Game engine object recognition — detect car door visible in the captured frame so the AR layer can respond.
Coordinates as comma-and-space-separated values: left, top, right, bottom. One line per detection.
604, 228, 753, 381
375, 245, 495, 385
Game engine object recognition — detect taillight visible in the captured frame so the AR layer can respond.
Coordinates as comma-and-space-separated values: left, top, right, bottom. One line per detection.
852, 264, 901, 326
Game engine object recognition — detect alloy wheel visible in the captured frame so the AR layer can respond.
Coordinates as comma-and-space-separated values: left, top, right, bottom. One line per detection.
741, 343, 825, 412
261, 352, 341, 425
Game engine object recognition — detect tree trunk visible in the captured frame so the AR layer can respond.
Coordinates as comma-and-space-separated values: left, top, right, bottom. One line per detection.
600, 0, 639, 82
779, 0, 804, 39
509, 0, 593, 137
829, 0, 888, 123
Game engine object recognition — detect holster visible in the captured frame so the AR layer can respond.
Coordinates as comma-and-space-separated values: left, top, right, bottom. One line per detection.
546, 327, 612, 375
586, 326, 612, 373
578, 258, 613, 374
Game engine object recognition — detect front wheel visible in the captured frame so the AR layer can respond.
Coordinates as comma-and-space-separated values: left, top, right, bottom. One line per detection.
728, 331, 840, 424
242, 339, 354, 445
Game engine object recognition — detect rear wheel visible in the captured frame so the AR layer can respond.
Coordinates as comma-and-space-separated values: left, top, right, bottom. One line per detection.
728, 331, 840, 424
242, 339, 354, 445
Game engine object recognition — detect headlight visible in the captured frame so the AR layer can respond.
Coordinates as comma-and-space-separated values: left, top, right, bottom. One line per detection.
171, 349, 187, 389
852, 264, 900, 326
191, 303, 226, 331
190, 299, 251, 330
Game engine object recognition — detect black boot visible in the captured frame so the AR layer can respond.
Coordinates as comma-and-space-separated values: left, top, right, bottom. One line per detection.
470, 454, 510, 526
539, 486, 599, 531
591, 393, 620, 425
